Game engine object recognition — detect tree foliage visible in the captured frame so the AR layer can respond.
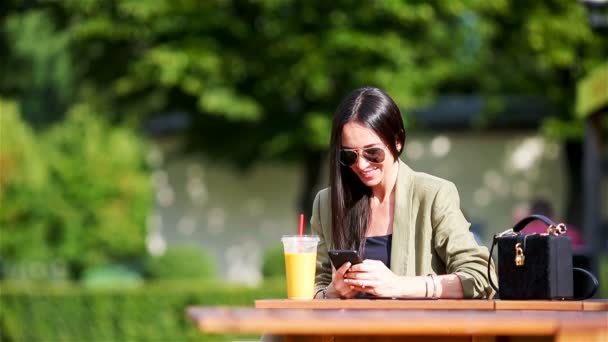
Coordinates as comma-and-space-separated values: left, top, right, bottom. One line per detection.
3, 1, 604, 159
453, 1, 607, 137
0, 100, 152, 279
261, 243, 286, 279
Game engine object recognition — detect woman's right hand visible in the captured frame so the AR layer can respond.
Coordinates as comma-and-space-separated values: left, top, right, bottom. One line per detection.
329, 262, 359, 298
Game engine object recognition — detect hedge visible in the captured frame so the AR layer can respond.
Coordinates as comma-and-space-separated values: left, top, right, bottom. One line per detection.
0, 279, 286, 341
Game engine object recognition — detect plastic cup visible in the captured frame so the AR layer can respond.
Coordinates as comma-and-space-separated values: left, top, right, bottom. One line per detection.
281, 235, 320, 300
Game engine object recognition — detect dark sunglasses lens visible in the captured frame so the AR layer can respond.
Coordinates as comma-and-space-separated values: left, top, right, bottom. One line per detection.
339, 150, 358, 166
363, 148, 385, 163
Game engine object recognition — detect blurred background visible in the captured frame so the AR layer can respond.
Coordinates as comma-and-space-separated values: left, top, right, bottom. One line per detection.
1, 0, 607, 341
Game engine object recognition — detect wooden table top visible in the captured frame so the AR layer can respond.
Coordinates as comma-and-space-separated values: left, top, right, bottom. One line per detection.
255, 298, 608, 311
187, 307, 608, 336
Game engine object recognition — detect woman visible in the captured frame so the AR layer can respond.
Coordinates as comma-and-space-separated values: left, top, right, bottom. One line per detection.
312, 87, 495, 299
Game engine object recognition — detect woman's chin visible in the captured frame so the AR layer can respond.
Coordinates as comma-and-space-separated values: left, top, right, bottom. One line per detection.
353, 167, 384, 187
358, 176, 381, 187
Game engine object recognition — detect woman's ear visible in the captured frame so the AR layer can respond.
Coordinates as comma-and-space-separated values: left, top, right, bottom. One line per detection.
396, 142, 402, 153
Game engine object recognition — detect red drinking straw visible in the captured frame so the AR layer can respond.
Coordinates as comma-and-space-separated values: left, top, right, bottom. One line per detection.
298, 213, 305, 236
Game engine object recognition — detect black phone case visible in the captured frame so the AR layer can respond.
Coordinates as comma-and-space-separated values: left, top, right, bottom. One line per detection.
328, 250, 362, 269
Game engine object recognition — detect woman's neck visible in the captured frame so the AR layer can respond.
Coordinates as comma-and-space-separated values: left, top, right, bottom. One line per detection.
371, 160, 399, 203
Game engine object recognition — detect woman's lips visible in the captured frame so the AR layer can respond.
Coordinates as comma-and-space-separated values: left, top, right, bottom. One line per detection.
359, 167, 379, 180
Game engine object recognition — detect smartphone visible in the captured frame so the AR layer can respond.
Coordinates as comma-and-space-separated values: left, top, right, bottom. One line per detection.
328, 249, 363, 269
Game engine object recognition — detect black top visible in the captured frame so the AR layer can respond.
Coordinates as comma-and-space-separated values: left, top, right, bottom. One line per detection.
363, 234, 393, 268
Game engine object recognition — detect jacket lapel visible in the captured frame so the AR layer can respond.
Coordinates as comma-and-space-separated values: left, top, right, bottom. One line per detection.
390, 159, 415, 276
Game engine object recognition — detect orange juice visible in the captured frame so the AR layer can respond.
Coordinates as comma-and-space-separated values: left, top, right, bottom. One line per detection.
284, 252, 317, 300
281, 235, 319, 300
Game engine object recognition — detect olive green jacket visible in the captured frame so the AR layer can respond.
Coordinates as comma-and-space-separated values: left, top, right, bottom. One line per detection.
311, 160, 496, 299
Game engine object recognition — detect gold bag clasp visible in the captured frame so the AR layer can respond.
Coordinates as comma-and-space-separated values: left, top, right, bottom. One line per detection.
547, 223, 567, 236
515, 242, 525, 266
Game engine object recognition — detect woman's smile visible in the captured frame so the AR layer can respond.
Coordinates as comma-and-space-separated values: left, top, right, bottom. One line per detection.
358, 166, 380, 181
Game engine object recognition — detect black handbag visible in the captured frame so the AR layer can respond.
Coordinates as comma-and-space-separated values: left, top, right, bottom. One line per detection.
487, 214, 599, 300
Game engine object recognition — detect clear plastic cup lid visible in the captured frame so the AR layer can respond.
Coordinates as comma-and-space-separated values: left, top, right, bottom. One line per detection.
281, 235, 320, 243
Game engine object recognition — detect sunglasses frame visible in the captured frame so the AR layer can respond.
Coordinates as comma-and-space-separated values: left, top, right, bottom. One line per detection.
339, 146, 387, 166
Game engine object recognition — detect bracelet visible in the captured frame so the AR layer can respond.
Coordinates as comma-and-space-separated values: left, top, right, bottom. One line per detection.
314, 287, 328, 299
424, 277, 429, 298
427, 274, 438, 299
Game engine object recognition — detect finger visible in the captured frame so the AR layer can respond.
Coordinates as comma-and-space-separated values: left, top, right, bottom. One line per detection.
337, 262, 352, 276
362, 259, 380, 265
342, 289, 359, 299
345, 278, 376, 289
348, 262, 372, 272
362, 279, 377, 288
344, 272, 371, 281
351, 259, 388, 273
343, 278, 356, 285
345, 272, 368, 283
337, 283, 359, 298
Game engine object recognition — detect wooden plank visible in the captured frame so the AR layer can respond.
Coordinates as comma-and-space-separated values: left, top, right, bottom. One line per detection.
255, 299, 494, 310
256, 299, 596, 311
556, 318, 608, 342
494, 300, 583, 311
556, 330, 608, 342
583, 300, 608, 311
186, 307, 608, 336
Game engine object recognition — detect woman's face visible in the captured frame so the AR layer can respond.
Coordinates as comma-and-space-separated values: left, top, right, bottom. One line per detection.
341, 121, 399, 188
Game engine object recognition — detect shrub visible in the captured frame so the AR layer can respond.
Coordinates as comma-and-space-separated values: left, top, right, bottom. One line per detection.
0, 280, 286, 341
82, 264, 144, 289
0, 100, 152, 280
145, 245, 216, 280
261, 243, 285, 279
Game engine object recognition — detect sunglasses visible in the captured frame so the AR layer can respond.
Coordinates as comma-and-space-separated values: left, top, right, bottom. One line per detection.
339, 146, 386, 166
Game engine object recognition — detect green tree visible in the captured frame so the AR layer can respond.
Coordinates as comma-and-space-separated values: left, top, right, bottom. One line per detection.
461, 1, 608, 226
1, 0, 506, 215
1, 0, 605, 220
0, 100, 152, 279
0, 5, 76, 127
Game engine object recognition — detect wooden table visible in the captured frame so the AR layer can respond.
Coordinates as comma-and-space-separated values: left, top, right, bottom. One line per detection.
187, 299, 608, 342
255, 298, 608, 311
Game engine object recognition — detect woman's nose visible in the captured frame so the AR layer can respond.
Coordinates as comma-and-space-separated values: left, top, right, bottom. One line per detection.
354, 153, 370, 170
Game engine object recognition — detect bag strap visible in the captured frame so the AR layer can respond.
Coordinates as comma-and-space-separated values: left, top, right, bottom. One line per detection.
571, 267, 600, 300
487, 234, 499, 293
512, 214, 556, 233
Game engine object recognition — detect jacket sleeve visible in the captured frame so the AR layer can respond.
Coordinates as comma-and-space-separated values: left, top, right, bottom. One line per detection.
311, 190, 332, 293
431, 181, 496, 299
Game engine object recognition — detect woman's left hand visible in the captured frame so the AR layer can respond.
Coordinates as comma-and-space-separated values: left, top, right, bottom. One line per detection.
343, 259, 404, 298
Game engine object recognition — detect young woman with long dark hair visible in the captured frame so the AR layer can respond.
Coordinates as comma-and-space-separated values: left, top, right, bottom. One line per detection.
312, 87, 495, 299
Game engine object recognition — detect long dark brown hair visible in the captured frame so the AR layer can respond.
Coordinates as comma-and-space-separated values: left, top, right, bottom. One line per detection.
329, 87, 406, 255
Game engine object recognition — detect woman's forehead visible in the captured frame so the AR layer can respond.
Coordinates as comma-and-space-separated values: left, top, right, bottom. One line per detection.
341, 121, 383, 147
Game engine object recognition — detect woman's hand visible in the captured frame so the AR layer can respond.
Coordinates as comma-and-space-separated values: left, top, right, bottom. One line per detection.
343, 259, 409, 298
328, 262, 359, 298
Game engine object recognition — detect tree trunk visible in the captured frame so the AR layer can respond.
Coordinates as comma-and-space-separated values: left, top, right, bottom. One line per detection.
564, 141, 584, 229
